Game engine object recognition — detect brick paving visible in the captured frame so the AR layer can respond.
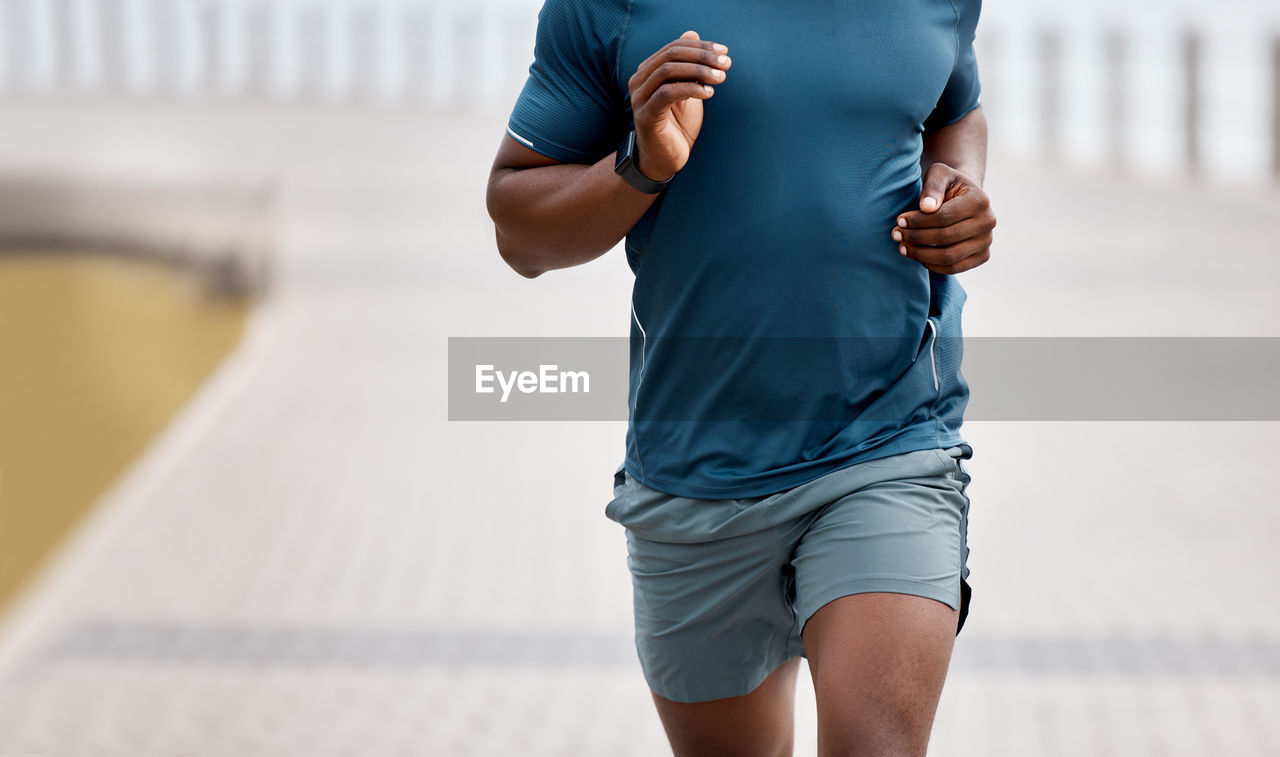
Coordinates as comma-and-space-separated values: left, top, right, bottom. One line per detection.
0, 104, 1276, 755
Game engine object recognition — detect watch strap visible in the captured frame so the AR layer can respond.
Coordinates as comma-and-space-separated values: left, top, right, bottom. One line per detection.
614, 130, 672, 194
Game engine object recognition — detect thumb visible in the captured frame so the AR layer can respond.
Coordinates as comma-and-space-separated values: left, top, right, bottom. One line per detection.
681, 30, 701, 41
920, 164, 953, 213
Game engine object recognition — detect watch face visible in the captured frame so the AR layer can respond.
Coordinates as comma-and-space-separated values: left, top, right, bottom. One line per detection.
615, 130, 636, 172
613, 130, 665, 193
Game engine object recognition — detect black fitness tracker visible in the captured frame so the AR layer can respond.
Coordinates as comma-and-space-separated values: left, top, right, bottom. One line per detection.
614, 129, 673, 194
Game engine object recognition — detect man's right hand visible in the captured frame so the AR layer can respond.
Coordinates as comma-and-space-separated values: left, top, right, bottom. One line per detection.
627, 30, 732, 182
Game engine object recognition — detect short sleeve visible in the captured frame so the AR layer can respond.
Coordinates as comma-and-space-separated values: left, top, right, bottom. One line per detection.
923, 0, 983, 132
506, 0, 631, 164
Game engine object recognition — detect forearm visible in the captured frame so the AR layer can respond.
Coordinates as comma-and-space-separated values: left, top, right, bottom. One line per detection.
921, 105, 988, 187
487, 153, 661, 278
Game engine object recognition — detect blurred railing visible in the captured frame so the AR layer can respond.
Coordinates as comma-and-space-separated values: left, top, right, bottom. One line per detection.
0, 1, 1278, 183
977, 21, 1280, 183
0, 0, 539, 107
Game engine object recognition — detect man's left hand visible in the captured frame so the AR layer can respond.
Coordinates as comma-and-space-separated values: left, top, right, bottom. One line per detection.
892, 162, 996, 275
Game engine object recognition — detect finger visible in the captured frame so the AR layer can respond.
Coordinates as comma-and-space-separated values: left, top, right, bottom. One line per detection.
676, 29, 728, 54
892, 215, 992, 248
900, 235, 992, 268
645, 81, 717, 113
921, 248, 991, 275
897, 189, 989, 230
631, 37, 730, 89
632, 60, 730, 105
919, 166, 956, 213
632, 35, 732, 83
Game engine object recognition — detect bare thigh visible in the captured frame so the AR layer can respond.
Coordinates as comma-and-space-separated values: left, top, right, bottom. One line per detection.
649, 656, 803, 757
802, 591, 958, 757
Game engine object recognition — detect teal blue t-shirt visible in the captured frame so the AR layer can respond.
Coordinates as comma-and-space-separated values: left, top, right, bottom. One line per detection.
507, 0, 983, 498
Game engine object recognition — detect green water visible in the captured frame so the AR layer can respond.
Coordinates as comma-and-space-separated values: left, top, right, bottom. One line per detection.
0, 252, 249, 621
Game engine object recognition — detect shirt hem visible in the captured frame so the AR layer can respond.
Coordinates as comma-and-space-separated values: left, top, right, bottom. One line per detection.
623, 425, 968, 499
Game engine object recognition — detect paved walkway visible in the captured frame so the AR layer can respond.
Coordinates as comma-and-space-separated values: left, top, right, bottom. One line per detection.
0, 102, 1277, 755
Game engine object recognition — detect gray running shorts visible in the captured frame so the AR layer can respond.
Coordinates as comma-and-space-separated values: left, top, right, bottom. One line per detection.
605, 444, 973, 704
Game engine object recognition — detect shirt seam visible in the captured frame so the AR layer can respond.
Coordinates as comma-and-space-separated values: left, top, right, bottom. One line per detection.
946, 0, 962, 71
614, 0, 636, 95
629, 297, 648, 481
922, 0, 967, 133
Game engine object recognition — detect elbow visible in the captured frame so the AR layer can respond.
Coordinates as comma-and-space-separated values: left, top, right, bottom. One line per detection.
506, 256, 546, 280
494, 227, 545, 279
487, 184, 544, 279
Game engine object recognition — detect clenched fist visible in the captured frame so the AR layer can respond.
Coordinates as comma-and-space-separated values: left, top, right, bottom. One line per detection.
893, 162, 996, 275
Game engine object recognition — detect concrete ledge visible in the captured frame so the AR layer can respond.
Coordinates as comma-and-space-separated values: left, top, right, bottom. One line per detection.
0, 175, 275, 298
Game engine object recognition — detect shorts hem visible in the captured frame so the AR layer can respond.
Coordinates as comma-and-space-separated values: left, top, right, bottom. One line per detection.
798, 577, 959, 638
640, 653, 804, 704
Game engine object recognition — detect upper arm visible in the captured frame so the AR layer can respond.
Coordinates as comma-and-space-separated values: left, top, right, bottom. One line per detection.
923, 0, 983, 133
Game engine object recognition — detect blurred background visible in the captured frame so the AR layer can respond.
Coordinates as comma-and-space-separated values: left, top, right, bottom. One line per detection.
0, 0, 1277, 754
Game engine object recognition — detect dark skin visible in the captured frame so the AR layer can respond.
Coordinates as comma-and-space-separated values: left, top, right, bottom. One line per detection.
486, 30, 729, 278
486, 30, 996, 279
897, 108, 996, 274
486, 29, 994, 757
